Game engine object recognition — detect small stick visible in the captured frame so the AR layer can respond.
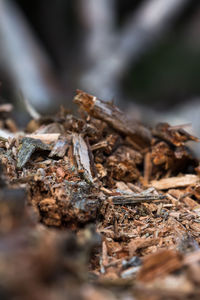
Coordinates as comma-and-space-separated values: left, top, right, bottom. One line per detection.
74, 90, 152, 147
109, 188, 164, 205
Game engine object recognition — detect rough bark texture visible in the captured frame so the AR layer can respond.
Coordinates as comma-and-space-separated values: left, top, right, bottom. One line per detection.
0, 91, 199, 299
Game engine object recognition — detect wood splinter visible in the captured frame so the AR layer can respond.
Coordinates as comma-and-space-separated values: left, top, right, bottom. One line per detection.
109, 188, 164, 205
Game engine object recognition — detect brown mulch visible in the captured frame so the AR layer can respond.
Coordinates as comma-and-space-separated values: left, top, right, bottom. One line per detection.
0, 91, 200, 299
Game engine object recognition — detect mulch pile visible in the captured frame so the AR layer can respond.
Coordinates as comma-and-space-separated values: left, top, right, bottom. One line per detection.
0, 90, 200, 299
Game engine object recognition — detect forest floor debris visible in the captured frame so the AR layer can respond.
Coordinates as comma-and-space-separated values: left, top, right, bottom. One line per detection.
0, 90, 200, 299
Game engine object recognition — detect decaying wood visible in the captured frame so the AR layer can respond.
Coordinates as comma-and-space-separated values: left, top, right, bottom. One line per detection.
0, 90, 200, 299
152, 122, 199, 146
107, 146, 142, 181
74, 90, 152, 147
49, 136, 69, 157
72, 133, 94, 184
137, 249, 183, 282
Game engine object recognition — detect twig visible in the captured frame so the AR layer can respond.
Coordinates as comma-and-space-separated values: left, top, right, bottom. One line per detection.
109, 188, 164, 205
74, 90, 152, 147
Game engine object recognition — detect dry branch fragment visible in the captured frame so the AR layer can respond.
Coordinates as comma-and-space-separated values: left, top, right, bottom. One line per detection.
90, 134, 119, 154
110, 188, 164, 205
150, 174, 200, 190
152, 122, 199, 146
151, 141, 197, 176
72, 133, 94, 184
49, 136, 69, 157
74, 90, 152, 147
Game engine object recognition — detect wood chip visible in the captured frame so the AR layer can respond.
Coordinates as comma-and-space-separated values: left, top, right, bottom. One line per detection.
150, 175, 200, 190
74, 89, 152, 147
72, 133, 94, 184
26, 133, 60, 143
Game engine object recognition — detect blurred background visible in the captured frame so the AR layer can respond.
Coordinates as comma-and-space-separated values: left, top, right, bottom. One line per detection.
0, 0, 200, 152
